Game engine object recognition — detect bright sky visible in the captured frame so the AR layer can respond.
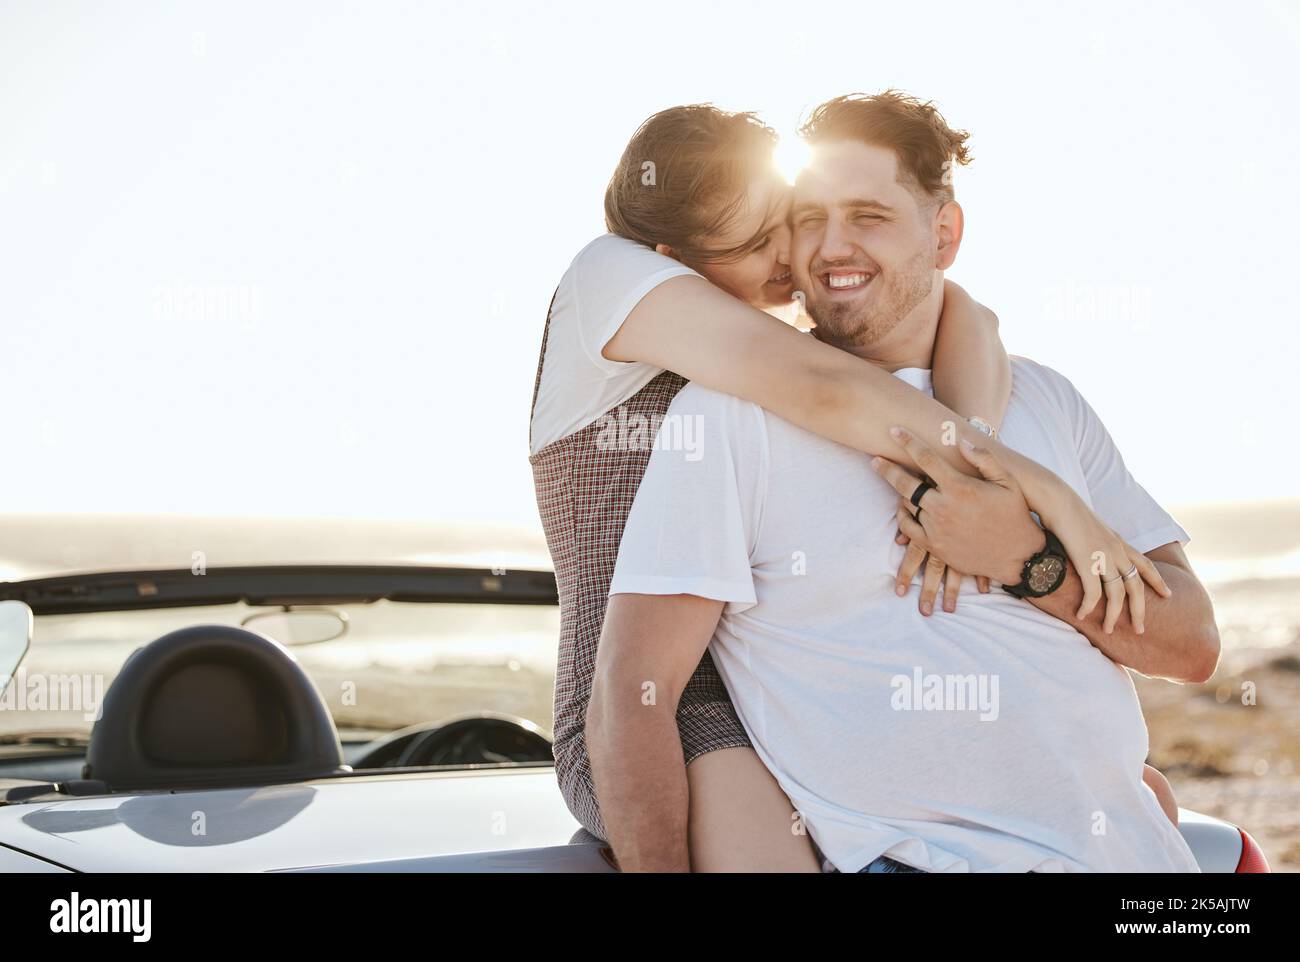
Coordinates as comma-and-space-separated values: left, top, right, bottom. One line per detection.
2, 0, 1297, 532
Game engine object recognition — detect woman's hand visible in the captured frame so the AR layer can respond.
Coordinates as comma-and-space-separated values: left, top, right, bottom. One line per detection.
995, 442, 1172, 631
873, 427, 1171, 632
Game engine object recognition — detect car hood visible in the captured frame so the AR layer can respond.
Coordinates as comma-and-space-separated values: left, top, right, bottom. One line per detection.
0, 767, 602, 872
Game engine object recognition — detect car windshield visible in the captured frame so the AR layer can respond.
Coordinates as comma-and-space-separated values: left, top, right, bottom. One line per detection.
0, 596, 559, 748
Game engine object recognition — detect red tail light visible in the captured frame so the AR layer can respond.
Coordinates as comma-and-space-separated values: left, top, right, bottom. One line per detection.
1235, 828, 1271, 873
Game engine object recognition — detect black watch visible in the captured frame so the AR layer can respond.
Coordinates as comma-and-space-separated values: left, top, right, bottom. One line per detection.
1002, 527, 1068, 599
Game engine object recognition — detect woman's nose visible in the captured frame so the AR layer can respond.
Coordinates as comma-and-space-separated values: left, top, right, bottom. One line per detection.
773, 225, 792, 270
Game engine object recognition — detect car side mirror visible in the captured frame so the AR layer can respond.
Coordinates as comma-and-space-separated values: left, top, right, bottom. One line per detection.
0, 600, 33, 699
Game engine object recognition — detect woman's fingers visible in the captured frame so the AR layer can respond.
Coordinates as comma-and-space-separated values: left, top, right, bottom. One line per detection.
1103, 537, 1163, 634
976, 575, 990, 594
919, 554, 945, 615
942, 566, 963, 613
1130, 547, 1171, 597
1118, 540, 1166, 635
1058, 516, 1115, 622
1124, 562, 1147, 635
1070, 549, 1103, 620
1052, 498, 1166, 631
1102, 565, 1126, 634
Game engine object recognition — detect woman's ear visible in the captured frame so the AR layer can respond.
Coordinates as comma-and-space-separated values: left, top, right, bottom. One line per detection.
654, 243, 682, 262
934, 201, 965, 271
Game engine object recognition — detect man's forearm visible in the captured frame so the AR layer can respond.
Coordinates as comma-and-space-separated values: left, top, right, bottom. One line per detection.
585, 687, 691, 872
1027, 558, 1219, 683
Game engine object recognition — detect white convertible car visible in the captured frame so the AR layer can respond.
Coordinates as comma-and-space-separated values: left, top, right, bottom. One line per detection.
0, 515, 1270, 873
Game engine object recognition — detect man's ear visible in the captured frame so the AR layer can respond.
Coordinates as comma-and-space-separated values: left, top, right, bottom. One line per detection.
654, 242, 682, 262
934, 201, 964, 271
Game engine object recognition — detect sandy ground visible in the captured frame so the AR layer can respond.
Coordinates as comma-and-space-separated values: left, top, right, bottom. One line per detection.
1135, 638, 1300, 872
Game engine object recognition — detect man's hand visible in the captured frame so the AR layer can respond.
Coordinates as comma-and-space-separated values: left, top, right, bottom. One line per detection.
872, 428, 1170, 631
890, 547, 989, 616
875, 440, 1219, 683
869, 433, 1049, 601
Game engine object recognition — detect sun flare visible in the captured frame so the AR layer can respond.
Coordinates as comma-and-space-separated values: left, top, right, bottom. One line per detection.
773, 136, 811, 185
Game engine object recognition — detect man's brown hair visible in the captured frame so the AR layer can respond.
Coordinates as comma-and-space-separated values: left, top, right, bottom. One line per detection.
799, 90, 972, 207
604, 104, 782, 264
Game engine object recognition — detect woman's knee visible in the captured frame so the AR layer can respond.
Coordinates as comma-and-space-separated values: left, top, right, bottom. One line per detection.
1142, 763, 1179, 826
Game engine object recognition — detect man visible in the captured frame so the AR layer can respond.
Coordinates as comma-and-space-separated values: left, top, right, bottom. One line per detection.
586, 91, 1219, 872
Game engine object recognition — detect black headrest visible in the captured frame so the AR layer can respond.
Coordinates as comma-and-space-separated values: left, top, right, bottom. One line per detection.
84, 624, 345, 791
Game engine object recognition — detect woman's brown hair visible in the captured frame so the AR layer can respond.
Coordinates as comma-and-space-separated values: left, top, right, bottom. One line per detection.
603, 104, 782, 264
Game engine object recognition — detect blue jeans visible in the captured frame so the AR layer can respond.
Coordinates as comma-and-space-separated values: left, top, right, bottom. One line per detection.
858, 855, 927, 873
820, 854, 928, 873
816, 843, 928, 873
827, 852, 1039, 873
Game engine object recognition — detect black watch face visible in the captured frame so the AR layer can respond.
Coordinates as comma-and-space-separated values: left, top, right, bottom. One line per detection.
1027, 555, 1066, 594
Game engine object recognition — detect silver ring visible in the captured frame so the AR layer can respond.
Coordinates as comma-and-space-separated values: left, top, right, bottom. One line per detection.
1121, 564, 1140, 582
966, 416, 998, 440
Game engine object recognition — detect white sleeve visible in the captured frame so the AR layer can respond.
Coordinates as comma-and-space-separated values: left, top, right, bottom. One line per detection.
529, 235, 703, 452
609, 386, 768, 613
1042, 364, 1191, 554
571, 234, 702, 373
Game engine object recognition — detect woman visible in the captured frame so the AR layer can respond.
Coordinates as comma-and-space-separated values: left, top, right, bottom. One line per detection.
529, 104, 1173, 871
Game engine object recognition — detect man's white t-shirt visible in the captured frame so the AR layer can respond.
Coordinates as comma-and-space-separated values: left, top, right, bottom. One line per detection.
530, 234, 702, 453
610, 357, 1201, 873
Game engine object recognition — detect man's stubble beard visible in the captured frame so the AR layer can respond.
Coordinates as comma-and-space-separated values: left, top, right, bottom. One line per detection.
807, 245, 937, 352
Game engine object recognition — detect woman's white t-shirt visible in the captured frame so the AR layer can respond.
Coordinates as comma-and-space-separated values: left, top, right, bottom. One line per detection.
529, 234, 702, 454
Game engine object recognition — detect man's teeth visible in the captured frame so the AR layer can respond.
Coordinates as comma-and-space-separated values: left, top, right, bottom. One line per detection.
827, 272, 869, 289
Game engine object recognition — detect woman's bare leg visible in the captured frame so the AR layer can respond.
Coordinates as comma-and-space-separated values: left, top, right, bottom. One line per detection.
1143, 763, 1179, 826
687, 752, 1178, 867
686, 746, 822, 872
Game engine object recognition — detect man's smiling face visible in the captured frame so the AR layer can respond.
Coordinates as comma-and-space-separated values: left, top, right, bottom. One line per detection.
790, 139, 941, 348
